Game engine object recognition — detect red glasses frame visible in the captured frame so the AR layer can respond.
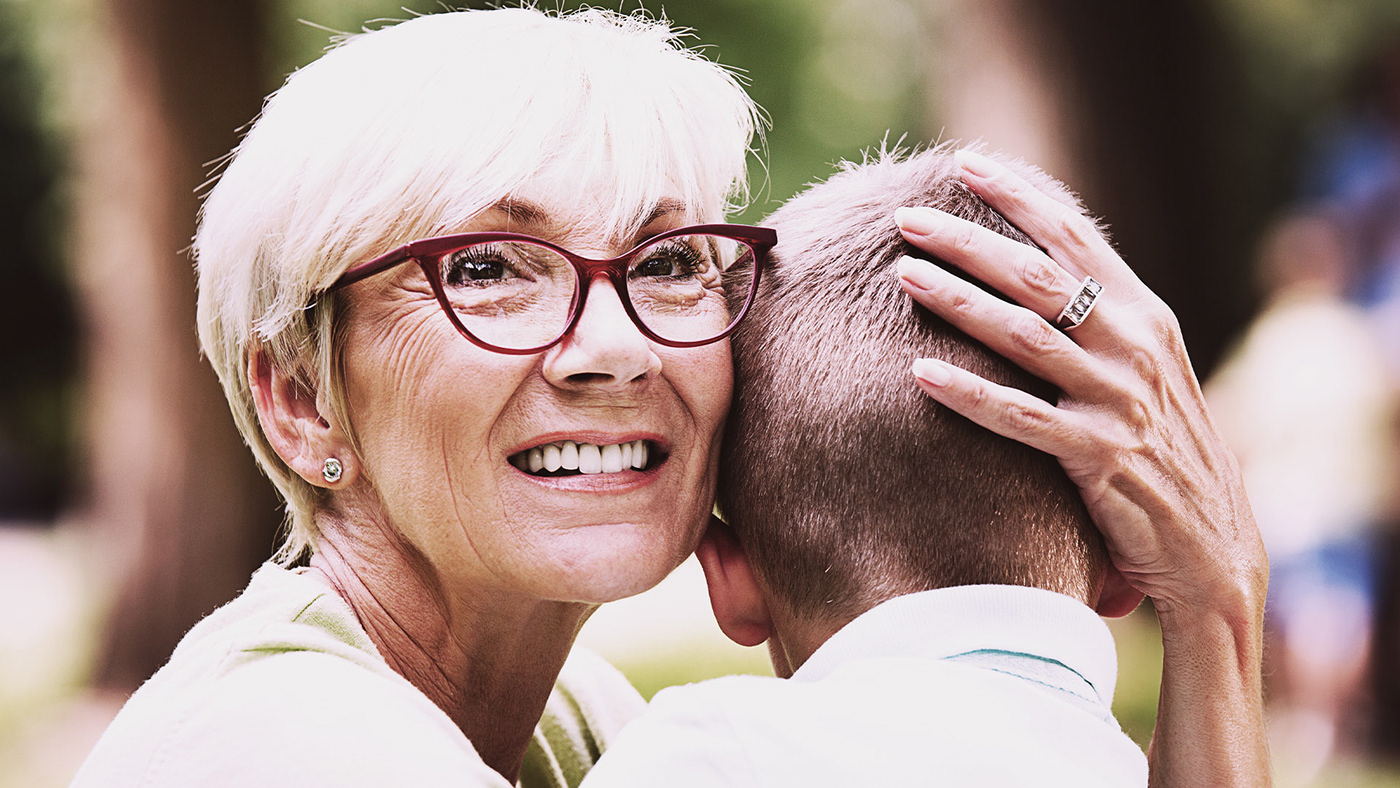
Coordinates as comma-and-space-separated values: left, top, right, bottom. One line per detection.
328, 223, 776, 355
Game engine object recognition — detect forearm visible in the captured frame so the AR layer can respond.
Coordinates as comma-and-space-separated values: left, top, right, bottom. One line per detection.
1149, 582, 1270, 787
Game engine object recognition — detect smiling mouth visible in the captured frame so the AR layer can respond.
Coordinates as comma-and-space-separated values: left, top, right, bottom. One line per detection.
509, 440, 662, 477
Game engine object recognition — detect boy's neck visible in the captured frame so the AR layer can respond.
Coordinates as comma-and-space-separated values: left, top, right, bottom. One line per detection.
764, 602, 861, 678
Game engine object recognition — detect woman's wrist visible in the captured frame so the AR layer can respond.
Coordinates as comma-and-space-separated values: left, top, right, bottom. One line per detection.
1153, 557, 1267, 643
1148, 501, 1268, 646
1147, 565, 1270, 788
1156, 590, 1264, 690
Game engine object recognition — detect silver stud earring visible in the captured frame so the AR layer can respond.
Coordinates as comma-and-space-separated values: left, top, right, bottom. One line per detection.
322, 457, 343, 484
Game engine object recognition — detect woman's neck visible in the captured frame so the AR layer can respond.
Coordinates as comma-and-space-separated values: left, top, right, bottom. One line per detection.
307, 517, 594, 783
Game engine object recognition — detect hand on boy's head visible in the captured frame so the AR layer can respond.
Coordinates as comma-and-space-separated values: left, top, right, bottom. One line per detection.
897, 147, 1265, 623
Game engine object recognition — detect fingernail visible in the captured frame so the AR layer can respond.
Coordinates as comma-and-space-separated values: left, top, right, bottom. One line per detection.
894, 206, 940, 236
911, 358, 951, 387
896, 255, 939, 289
956, 149, 1000, 179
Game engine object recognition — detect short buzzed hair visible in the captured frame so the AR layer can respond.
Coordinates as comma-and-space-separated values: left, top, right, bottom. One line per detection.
718, 145, 1107, 624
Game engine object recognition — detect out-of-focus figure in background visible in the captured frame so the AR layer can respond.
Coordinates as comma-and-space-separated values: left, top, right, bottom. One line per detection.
1294, 35, 1400, 772
1207, 210, 1398, 783
1301, 39, 1400, 380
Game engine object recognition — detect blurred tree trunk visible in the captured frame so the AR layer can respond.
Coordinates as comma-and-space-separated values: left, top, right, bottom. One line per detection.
925, 0, 1248, 372
70, 0, 280, 692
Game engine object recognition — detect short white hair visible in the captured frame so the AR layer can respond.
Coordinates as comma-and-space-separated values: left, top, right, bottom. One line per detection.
195, 7, 761, 562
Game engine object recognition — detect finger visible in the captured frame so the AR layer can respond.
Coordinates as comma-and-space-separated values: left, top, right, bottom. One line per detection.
897, 256, 1117, 401
953, 149, 1145, 295
895, 205, 1080, 324
910, 356, 1099, 463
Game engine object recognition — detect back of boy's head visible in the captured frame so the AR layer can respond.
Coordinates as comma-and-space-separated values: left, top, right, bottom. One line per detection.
718, 145, 1107, 625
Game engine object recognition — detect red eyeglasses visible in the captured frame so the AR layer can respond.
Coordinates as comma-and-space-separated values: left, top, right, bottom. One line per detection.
328, 224, 775, 355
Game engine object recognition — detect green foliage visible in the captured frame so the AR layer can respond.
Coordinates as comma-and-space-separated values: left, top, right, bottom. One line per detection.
1216, 0, 1400, 114
1210, 0, 1400, 271
260, 0, 446, 84
612, 641, 773, 702
1109, 608, 1165, 751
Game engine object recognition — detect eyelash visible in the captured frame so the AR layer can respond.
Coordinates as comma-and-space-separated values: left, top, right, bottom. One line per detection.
635, 241, 705, 276
443, 247, 516, 286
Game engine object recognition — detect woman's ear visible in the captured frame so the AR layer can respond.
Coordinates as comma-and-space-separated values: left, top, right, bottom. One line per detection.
695, 516, 773, 647
1094, 562, 1146, 619
247, 349, 356, 488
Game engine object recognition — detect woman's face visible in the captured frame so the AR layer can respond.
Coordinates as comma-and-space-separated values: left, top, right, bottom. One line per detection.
337, 172, 732, 605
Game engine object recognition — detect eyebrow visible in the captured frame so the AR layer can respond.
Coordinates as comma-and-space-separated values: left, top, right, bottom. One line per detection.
488, 198, 551, 227
485, 197, 690, 235
639, 198, 687, 228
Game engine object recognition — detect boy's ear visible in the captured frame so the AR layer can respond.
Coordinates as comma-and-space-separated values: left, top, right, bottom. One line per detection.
695, 516, 773, 647
248, 349, 357, 488
1094, 562, 1146, 619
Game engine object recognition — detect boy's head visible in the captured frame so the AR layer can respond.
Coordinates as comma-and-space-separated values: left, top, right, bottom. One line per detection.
710, 145, 1113, 645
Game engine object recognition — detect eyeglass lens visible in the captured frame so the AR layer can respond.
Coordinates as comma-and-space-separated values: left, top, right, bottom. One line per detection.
432, 234, 757, 350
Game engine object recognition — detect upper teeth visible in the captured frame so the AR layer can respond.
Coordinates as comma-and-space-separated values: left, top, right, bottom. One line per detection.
513, 440, 649, 474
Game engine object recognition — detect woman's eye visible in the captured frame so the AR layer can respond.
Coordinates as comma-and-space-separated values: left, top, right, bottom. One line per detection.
633, 243, 703, 279
444, 248, 514, 286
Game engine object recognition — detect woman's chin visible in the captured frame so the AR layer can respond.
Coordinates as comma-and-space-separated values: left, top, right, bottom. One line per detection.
527, 525, 694, 604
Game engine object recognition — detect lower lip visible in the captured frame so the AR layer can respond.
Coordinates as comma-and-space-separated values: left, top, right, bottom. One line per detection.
509, 462, 665, 492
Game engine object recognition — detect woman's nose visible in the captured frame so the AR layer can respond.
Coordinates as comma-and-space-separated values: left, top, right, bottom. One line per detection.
541, 276, 661, 391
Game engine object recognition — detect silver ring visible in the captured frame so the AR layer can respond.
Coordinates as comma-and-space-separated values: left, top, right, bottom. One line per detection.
1056, 277, 1103, 331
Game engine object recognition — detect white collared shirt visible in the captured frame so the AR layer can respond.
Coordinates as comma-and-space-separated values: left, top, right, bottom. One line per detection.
584, 585, 1148, 787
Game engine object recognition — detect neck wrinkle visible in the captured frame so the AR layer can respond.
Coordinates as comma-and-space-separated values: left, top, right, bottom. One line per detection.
307, 511, 592, 784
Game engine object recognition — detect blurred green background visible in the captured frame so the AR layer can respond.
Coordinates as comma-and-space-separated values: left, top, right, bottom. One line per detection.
4, 0, 1400, 785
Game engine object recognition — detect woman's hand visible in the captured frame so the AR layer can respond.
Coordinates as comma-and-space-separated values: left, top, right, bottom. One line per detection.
893, 149, 1269, 787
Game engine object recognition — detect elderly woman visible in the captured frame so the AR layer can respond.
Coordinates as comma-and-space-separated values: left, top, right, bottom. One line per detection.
73, 7, 1266, 788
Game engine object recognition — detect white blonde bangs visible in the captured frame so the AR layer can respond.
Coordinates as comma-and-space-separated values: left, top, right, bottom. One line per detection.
194, 7, 761, 561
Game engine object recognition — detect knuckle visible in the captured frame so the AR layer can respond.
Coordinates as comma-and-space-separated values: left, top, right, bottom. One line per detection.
1120, 323, 1190, 399
1056, 211, 1102, 252
1106, 378, 1159, 439
1087, 378, 1155, 446
1133, 293, 1183, 342
1147, 304, 1179, 339
1125, 394, 1156, 435
1001, 178, 1033, 205
1003, 399, 1051, 433
962, 378, 992, 411
945, 282, 980, 320
1015, 253, 1061, 300
949, 222, 980, 258
1007, 313, 1061, 357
